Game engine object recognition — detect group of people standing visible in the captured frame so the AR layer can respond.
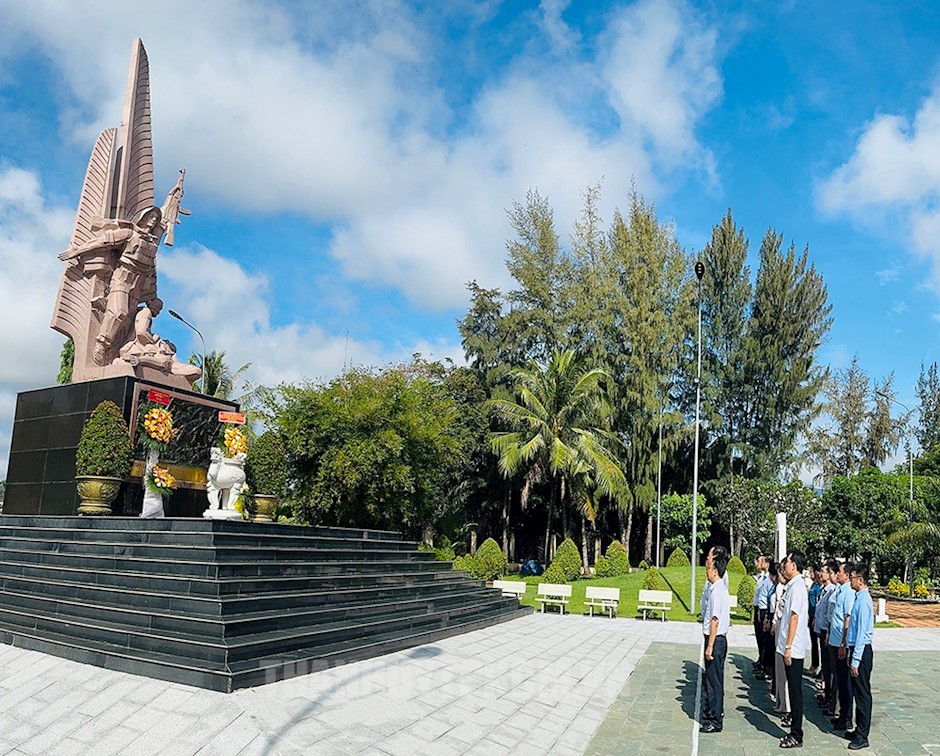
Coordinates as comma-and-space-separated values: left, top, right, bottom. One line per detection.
749, 553, 876, 749
700, 546, 876, 749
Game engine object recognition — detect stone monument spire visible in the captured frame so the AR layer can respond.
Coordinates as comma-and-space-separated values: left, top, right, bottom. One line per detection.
52, 39, 199, 390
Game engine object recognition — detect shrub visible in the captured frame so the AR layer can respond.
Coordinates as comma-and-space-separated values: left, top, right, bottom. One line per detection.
727, 555, 747, 576
472, 537, 508, 580
638, 560, 649, 571
551, 538, 583, 581
595, 555, 613, 578
76, 401, 133, 478
666, 548, 690, 567
606, 540, 630, 576
737, 574, 757, 616
887, 577, 910, 597
914, 567, 930, 588
452, 554, 476, 574
541, 560, 567, 584
434, 535, 456, 562
245, 430, 289, 496
641, 566, 665, 591
913, 584, 930, 599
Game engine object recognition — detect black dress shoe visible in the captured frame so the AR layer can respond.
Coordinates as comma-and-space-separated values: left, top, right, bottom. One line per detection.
847, 737, 870, 750
843, 730, 858, 740
700, 722, 722, 733
831, 718, 849, 728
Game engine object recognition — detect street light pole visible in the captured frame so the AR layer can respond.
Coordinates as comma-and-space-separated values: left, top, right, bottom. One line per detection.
168, 309, 206, 394
691, 260, 705, 613
657, 399, 663, 569
876, 390, 915, 582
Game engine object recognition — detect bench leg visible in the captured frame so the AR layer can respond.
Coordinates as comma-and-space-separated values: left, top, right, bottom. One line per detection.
589, 605, 593, 617
642, 609, 647, 621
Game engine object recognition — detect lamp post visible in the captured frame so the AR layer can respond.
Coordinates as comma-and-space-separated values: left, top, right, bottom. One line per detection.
168, 309, 206, 394
691, 259, 705, 613
876, 390, 915, 582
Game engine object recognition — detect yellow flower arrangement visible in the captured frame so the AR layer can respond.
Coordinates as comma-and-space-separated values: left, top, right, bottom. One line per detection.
145, 464, 177, 498
223, 426, 248, 457
140, 404, 177, 451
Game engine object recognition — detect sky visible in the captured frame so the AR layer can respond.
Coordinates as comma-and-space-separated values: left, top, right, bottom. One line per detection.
1, 0, 940, 480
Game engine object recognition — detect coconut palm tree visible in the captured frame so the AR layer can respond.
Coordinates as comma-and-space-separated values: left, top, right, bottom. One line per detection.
489, 349, 628, 572
190, 351, 251, 399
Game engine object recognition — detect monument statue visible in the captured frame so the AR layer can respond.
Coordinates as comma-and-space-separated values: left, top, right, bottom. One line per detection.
52, 38, 199, 391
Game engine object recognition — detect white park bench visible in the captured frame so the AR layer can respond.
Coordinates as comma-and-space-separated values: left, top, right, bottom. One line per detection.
585, 586, 621, 618
638, 589, 673, 621
536, 583, 572, 614
492, 580, 527, 599
730, 595, 739, 609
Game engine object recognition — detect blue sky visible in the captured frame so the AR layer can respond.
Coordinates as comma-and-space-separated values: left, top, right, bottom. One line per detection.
1, 0, 939, 479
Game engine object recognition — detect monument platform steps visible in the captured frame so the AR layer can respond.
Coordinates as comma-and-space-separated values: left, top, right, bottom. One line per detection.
0, 601, 528, 692
0, 574, 492, 632
0, 552, 455, 598
0, 586, 505, 658
0, 516, 528, 691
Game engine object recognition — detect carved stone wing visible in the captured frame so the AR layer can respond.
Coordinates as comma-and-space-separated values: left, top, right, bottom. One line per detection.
114, 38, 155, 221
68, 128, 116, 249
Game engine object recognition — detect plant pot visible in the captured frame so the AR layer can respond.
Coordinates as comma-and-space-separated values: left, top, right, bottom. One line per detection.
251, 493, 277, 523
75, 475, 123, 516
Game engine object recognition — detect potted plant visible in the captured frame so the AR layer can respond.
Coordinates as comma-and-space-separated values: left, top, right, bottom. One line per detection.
245, 430, 288, 523
75, 400, 134, 515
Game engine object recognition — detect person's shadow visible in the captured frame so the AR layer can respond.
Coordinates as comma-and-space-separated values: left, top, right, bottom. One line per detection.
730, 652, 786, 736
677, 659, 701, 721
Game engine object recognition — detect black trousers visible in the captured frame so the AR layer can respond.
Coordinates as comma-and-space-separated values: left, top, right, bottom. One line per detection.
834, 648, 854, 725
753, 611, 763, 661
852, 645, 873, 739
818, 631, 830, 698
826, 644, 839, 708
809, 620, 820, 668
784, 656, 805, 742
703, 634, 727, 726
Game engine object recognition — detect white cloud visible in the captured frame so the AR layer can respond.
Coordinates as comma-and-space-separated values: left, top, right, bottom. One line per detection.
817, 86, 940, 293
0, 166, 75, 479
0, 0, 723, 311
875, 266, 900, 285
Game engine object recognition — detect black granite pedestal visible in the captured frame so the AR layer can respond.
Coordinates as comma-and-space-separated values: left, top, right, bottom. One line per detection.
4, 378, 237, 517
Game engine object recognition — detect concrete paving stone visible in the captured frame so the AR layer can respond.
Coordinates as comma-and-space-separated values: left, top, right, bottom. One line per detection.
404, 715, 455, 741
461, 739, 510, 756
446, 721, 490, 745
373, 730, 432, 756
13, 718, 86, 756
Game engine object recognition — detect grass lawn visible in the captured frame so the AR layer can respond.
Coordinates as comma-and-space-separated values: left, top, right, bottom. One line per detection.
503, 566, 754, 623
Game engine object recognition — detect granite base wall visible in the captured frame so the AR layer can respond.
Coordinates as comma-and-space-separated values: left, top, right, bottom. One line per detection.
4, 378, 237, 517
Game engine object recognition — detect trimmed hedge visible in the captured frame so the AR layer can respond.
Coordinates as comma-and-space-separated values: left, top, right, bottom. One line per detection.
727, 555, 747, 576
638, 560, 649, 571
606, 540, 630, 576
542, 560, 567, 584
473, 537, 508, 580
641, 566, 665, 591
737, 574, 756, 615
594, 555, 613, 578
551, 538, 583, 581
666, 548, 690, 567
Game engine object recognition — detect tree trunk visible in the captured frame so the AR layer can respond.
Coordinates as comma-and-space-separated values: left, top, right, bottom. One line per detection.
470, 529, 478, 556
594, 533, 602, 565
543, 514, 551, 565
551, 533, 558, 561
510, 530, 516, 563
644, 513, 653, 563
625, 507, 634, 564
580, 514, 590, 575
729, 521, 734, 555
502, 487, 509, 558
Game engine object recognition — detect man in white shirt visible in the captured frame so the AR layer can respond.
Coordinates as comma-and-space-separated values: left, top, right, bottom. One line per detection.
777, 550, 810, 749
701, 549, 731, 734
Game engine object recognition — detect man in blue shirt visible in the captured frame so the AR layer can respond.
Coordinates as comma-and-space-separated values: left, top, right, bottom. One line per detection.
752, 554, 770, 676
827, 561, 855, 731
843, 564, 875, 751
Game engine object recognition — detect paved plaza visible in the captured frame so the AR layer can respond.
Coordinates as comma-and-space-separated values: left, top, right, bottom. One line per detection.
1, 615, 939, 755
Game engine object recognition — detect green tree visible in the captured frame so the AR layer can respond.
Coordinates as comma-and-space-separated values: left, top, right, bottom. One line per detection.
740, 230, 832, 475
489, 349, 627, 573
822, 467, 904, 567
659, 492, 711, 559
266, 360, 464, 535
699, 210, 752, 479
191, 350, 252, 399
916, 362, 940, 452
57, 338, 74, 384
602, 189, 694, 561
806, 357, 899, 483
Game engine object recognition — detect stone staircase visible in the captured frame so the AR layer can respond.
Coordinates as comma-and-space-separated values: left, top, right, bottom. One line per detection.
0, 516, 529, 692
